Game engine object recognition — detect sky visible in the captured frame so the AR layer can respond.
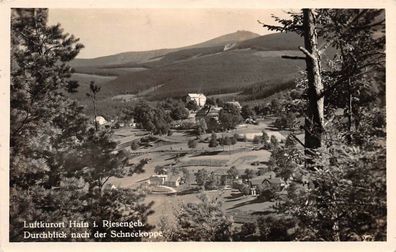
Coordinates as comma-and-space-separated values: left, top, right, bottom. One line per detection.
48, 9, 290, 59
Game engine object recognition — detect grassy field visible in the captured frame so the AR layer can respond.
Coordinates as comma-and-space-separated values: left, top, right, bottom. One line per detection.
105, 117, 288, 230
102, 49, 303, 100
145, 189, 277, 228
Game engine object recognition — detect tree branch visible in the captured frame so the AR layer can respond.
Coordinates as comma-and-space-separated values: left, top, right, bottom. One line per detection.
101, 176, 111, 189
351, 19, 385, 30
318, 68, 379, 99
318, 10, 369, 55
289, 133, 305, 148
281, 55, 306, 60
299, 46, 315, 60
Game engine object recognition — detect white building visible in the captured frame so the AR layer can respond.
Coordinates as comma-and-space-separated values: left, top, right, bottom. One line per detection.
95, 116, 107, 125
148, 174, 168, 185
186, 93, 206, 107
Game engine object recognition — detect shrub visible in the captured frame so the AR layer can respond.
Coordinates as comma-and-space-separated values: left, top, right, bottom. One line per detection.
234, 183, 250, 195
179, 121, 196, 130
274, 112, 296, 130
257, 216, 297, 241
188, 139, 198, 149
186, 100, 199, 111
130, 140, 139, 150
253, 135, 261, 144
257, 187, 276, 201
209, 133, 218, 148
219, 103, 242, 130
241, 105, 255, 119
230, 136, 237, 145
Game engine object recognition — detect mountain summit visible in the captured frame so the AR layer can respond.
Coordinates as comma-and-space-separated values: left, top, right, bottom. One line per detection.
71, 30, 260, 67
188, 30, 260, 48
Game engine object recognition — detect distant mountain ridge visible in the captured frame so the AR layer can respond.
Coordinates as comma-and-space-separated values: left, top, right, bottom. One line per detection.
70, 30, 306, 101
70, 30, 261, 68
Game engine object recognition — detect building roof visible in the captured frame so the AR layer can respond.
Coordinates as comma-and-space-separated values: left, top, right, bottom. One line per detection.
263, 177, 283, 184
167, 175, 181, 182
249, 175, 268, 186
250, 175, 282, 186
187, 93, 206, 98
262, 171, 276, 179
151, 174, 168, 178
214, 170, 230, 176
95, 116, 107, 125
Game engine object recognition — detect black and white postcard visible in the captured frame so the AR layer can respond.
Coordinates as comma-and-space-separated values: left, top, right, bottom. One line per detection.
0, 0, 395, 251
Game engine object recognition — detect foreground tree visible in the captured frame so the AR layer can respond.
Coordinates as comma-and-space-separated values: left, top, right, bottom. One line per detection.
263, 9, 386, 241
161, 194, 233, 241
86, 81, 101, 131
10, 8, 154, 241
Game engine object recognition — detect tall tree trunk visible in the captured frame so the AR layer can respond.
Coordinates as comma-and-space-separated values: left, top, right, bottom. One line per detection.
301, 9, 324, 151
92, 93, 98, 131
347, 77, 353, 138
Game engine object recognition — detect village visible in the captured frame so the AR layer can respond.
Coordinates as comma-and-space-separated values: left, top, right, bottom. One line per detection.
92, 93, 306, 228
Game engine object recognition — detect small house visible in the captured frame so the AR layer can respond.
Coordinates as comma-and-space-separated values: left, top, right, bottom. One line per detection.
249, 175, 268, 188
213, 171, 234, 186
248, 174, 284, 195
262, 177, 284, 191
148, 174, 167, 185
186, 93, 207, 107
262, 171, 276, 180
164, 175, 182, 187
95, 116, 107, 125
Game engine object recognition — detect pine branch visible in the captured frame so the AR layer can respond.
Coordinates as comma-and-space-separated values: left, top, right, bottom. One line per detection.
351, 19, 385, 30
318, 9, 369, 55
281, 55, 306, 60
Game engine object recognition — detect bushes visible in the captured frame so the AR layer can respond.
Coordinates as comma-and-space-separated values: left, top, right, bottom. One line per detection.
196, 118, 208, 135
274, 112, 296, 130
178, 121, 196, 130
257, 216, 297, 241
207, 117, 220, 132
257, 187, 276, 201
233, 222, 257, 241
252, 135, 261, 145
218, 103, 242, 130
170, 104, 189, 121
241, 105, 255, 119
187, 139, 198, 149
160, 98, 189, 121
233, 182, 250, 196
130, 140, 139, 150
132, 101, 171, 135
186, 100, 199, 111
208, 133, 218, 148
160, 194, 233, 241
194, 169, 219, 190
226, 166, 239, 179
